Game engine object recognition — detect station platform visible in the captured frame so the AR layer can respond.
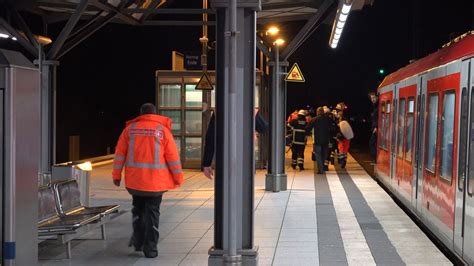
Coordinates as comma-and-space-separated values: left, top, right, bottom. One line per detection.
38, 148, 452, 265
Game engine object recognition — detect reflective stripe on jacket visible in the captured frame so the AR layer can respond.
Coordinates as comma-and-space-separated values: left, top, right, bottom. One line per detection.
112, 114, 184, 192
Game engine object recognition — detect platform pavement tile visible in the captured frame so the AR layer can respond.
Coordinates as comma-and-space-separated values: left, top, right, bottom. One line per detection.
157, 242, 197, 254
165, 228, 209, 239
258, 256, 274, 266
282, 220, 317, 229
173, 222, 213, 231
254, 228, 281, 237
190, 239, 213, 254
254, 237, 280, 248
159, 237, 201, 245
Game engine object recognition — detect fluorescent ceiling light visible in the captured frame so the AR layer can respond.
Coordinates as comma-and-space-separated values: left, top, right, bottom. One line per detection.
337, 21, 345, 29
335, 27, 343, 35
341, 4, 352, 14
0, 33, 9, 39
331, 43, 337, 49
339, 13, 348, 22
11, 37, 17, 41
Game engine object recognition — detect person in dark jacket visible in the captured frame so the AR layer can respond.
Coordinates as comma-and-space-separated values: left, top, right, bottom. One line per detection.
368, 92, 378, 161
288, 110, 308, 170
202, 109, 268, 179
307, 107, 333, 174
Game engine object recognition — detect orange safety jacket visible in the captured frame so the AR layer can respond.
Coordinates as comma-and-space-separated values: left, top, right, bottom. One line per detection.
112, 114, 184, 192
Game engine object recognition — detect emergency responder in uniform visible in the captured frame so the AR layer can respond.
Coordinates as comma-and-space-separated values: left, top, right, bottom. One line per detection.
288, 110, 308, 170
112, 103, 184, 258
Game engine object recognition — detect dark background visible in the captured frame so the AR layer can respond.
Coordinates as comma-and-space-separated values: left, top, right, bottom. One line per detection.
1, 0, 472, 162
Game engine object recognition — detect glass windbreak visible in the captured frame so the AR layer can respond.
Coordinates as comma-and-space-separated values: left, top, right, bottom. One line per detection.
159, 84, 181, 107
185, 111, 202, 135
440, 91, 455, 181
159, 110, 181, 135
174, 136, 181, 155
397, 98, 406, 158
185, 84, 203, 107
405, 97, 415, 162
185, 137, 201, 161
425, 93, 439, 173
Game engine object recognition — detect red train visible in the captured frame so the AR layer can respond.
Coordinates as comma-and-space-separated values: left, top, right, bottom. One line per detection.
375, 32, 474, 264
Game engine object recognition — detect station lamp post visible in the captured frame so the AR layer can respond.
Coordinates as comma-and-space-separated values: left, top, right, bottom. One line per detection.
265, 26, 288, 192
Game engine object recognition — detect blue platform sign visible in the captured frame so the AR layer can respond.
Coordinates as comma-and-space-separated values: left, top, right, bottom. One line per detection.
184, 53, 201, 70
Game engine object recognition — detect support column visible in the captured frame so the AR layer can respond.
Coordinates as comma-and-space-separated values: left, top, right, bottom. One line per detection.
40, 60, 59, 174
209, 0, 260, 265
265, 50, 288, 192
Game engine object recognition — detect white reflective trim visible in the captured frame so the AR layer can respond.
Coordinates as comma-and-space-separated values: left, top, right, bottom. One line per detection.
341, 4, 352, 14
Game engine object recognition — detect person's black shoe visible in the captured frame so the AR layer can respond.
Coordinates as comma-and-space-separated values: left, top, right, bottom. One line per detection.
128, 236, 143, 252
144, 250, 158, 258
299, 165, 305, 171
291, 164, 296, 170
323, 165, 329, 171
341, 160, 346, 169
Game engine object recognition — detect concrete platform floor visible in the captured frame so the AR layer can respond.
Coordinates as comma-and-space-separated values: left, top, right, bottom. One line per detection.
38, 148, 451, 265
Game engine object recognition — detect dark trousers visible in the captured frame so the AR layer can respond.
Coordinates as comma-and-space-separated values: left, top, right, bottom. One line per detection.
369, 133, 377, 160
132, 194, 163, 253
314, 144, 329, 173
291, 144, 305, 167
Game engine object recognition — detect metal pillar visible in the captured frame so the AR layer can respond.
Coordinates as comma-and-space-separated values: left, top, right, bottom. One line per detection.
209, 0, 260, 265
265, 45, 288, 192
40, 60, 59, 173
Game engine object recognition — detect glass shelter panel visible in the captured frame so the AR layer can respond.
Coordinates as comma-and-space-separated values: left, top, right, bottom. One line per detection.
159, 84, 181, 107
185, 84, 203, 107
185, 111, 202, 135
159, 110, 181, 135
185, 137, 201, 161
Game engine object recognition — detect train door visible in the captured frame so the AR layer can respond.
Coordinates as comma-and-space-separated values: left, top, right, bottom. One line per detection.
460, 58, 474, 264
415, 76, 426, 212
396, 85, 417, 203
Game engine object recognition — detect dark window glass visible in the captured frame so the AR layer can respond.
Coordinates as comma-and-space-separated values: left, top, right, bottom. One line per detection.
425, 93, 439, 173
406, 97, 415, 162
459, 88, 468, 191
439, 91, 455, 181
398, 98, 406, 158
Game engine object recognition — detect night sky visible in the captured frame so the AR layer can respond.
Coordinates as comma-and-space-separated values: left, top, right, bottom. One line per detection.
1, 0, 473, 162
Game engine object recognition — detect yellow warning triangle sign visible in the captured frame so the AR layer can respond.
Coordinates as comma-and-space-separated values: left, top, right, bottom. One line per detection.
285, 63, 305, 82
195, 72, 214, 90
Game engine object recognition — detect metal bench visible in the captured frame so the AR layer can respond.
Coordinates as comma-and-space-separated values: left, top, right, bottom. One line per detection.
38, 180, 120, 258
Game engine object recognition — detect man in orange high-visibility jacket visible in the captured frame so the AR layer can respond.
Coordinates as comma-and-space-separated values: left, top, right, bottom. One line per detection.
112, 103, 183, 258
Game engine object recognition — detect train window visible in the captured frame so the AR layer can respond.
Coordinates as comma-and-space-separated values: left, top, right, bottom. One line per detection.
468, 88, 474, 196
439, 91, 456, 182
391, 100, 397, 153
425, 93, 439, 173
459, 88, 468, 191
159, 84, 182, 107
405, 97, 415, 162
379, 102, 386, 148
397, 98, 406, 158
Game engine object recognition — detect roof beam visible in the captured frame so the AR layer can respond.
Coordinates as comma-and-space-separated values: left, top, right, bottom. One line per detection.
47, 0, 89, 59
123, 8, 216, 14
143, 20, 216, 26
7, 1, 40, 49
57, 11, 116, 59
280, 0, 336, 60
0, 17, 38, 57
90, 0, 140, 25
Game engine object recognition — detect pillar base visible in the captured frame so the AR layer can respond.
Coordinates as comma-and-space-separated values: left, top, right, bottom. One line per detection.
265, 173, 287, 192
209, 247, 259, 266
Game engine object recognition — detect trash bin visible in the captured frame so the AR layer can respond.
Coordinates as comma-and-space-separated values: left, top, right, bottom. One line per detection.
52, 161, 92, 206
